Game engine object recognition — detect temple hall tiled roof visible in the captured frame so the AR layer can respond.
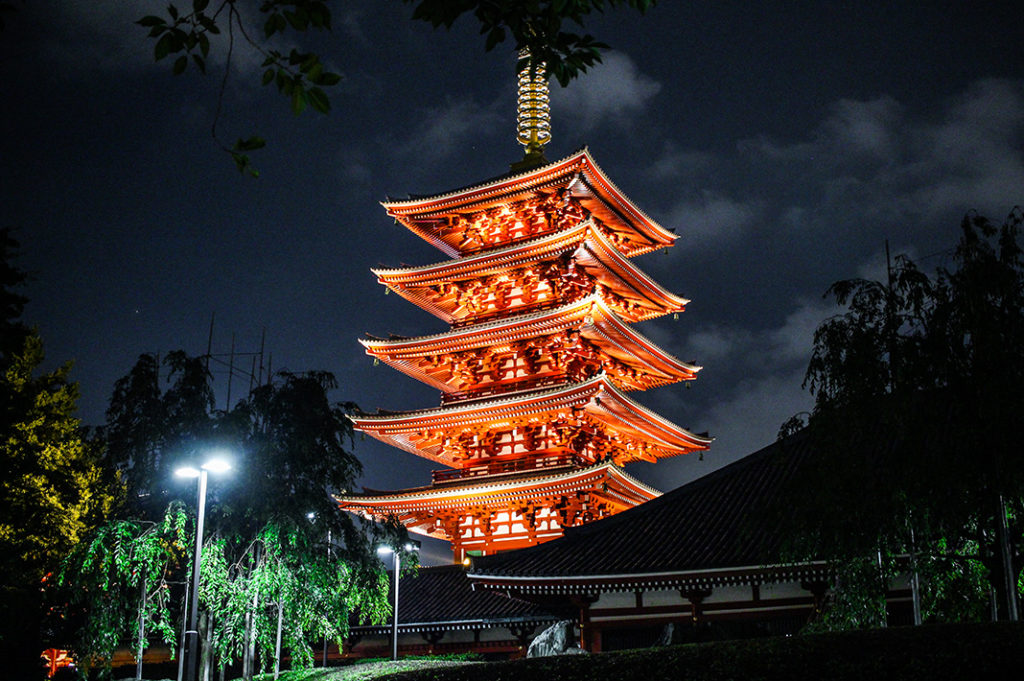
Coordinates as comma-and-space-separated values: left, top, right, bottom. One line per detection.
353, 564, 556, 633
469, 433, 811, 579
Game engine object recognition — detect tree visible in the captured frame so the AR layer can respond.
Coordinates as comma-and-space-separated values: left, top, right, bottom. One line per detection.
404, 0, 658, 86
104, 350, 217, 521
198, 519, 389, 680
67, 352, 393, 678
58, 505, 191, 680
779, 207, 1024, 624
0, 231, 122, 679
134, 1, 657, 174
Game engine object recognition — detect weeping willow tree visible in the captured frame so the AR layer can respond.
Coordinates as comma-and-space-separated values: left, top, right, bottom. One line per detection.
779, 207, 1024, 626
58, 505, 190, 679
60, 354, 396, 678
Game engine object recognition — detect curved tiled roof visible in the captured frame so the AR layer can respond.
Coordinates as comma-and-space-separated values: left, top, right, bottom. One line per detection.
381, 148, 676, 258
469, 433, 811, 579
352, 564, 556, 633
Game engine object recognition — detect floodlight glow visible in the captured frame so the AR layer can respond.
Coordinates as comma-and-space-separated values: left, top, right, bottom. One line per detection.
201, 458, 231, 473
175, 466, 201, 478
377, 546, 393, 556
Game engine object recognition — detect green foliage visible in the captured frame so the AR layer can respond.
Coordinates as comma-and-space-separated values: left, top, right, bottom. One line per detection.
805, 555, 893, 632
193, 518, 389, 678
136, 1, 341, 175
58, 504, 191, 676
917, 535, 990, 623
136, 1, 655, 174
779, 207, 1024, 622
0, 332, 119, 586
75, 352, 395, 678
104, 351, 216, 520
0, 231, 122, 679
405, 0, 657, 86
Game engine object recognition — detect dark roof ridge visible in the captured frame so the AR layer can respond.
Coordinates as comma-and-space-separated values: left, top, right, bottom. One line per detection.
469, 431, 810, 577
558, 435, 792, 541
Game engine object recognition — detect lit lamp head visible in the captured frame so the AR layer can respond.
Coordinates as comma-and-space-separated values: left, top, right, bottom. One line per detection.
175, 466, 202, 479
202, 457, 232, 474
377, 541, 420, 557
174, 453, 233, 479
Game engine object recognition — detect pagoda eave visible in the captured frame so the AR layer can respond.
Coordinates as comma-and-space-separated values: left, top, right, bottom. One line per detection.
337, 461, 661, 540
370, 223, 689, 325
382, 149, 677, 257
359, 296, 700, 394
350, 375, 711, 468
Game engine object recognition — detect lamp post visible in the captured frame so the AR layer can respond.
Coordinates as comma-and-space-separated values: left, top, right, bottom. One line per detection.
376, 541, 419, 661
175, 457, 232, 681
307, 512, 332, 667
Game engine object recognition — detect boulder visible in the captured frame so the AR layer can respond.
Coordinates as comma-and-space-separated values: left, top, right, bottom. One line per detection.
527, 619, 586, 657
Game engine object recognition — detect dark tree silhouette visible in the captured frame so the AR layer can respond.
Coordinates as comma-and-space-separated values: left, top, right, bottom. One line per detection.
779, 207, 1024, 623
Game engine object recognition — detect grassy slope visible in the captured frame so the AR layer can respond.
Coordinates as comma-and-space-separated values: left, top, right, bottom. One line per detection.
246, 659, 479, 681
255, 623, 1024, 681
384, 622, 1024, 681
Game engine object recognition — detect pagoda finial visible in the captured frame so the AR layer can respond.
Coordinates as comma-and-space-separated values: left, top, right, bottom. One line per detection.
512, 49, 551, 171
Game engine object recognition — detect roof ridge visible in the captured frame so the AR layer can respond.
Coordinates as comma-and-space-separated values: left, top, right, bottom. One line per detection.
382, 147, 590, 208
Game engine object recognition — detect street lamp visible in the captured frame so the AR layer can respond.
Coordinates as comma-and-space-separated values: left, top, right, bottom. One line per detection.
175, 456, 232, 681
376, 541, 419, 661
307, 511, 332, 667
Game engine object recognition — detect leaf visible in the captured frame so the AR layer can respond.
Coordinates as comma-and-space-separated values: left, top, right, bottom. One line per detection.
285, 9, 309, 31
193, 0, 209, 12
307, 87, 329, 114
192, 54, 206, 74
198, 14, 219, 33
154, 33, 174, 61
276, 71, 292, 95
262, 68, 275, 86
234, 136, 266, 152
485, 26, 506, 51
137, 15, 166, 27
291, 89, 307, 115
173, 55, 188, 75
309, 3, 330, 29
264, 12, 281, 38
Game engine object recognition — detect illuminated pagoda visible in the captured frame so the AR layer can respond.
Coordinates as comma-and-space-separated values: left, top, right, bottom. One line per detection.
339, 58, 711, 562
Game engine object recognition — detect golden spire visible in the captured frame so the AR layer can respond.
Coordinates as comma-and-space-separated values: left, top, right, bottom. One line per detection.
513, 49, 551, 170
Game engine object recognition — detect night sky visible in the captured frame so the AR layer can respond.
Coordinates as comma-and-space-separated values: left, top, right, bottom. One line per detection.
3, 2, 1022, 564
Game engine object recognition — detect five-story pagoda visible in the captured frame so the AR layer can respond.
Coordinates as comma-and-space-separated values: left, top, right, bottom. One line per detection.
338, 60, 711, 562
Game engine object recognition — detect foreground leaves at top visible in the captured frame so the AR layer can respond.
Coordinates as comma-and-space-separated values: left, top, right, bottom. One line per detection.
135, 1, 657, 174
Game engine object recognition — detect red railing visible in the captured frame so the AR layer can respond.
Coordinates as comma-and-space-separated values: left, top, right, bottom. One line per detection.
432, 453, 581, 484
440, 374, 563, 404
